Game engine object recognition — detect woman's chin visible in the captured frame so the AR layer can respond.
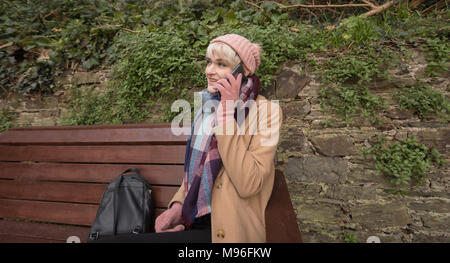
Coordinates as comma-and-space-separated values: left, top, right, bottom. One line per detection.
207, 85, 216, 94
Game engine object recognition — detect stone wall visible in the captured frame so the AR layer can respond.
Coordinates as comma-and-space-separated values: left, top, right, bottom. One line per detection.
0, 49, 448, 243
271, 53, 449, 242
0, 71, 109, 127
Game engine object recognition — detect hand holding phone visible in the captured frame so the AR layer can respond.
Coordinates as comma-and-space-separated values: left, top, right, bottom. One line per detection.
214, 72, 243, 125
214, 71, 242, 103
216, 63, 246, 98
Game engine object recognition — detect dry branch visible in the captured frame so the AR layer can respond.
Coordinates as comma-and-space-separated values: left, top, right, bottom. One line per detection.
409, 0, 426, 9
361, 0, 395, 17
361, 0, 378, 9
245, 0, 399, 27
273, 2, 371, 9
245, 0, 264, 11
0, 42, 13, 50
247, 0, 397, 19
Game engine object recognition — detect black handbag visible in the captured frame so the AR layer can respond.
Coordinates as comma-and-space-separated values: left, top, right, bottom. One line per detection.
88, 168, 154, 242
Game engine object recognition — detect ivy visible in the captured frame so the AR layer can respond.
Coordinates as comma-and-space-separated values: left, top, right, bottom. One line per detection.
362, 136, 445, 196
393, 82, 450, 120
107, 16, 307, 122
0, 108, 17, 132
1, 1, 448, 127
319, 83, 386, 126
0, 0, 152, 95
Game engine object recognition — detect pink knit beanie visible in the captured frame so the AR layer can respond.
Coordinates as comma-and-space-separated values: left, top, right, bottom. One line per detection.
210, 34, 262, 75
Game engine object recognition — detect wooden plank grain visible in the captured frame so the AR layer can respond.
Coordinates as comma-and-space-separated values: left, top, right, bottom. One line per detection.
0, 199, 165, 227
4, 123, 173, 131
0, 125, 188, 145
0, 180, 178, 208
0, 181, 106, 204
0, 220, 90, 243
0, 233, 62, 243
0, 162, 184, 185
0, 199, 98, 226
0, 145, 186, 164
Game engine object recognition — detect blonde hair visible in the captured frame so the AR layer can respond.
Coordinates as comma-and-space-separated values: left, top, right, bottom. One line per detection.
206, 42, 241, 69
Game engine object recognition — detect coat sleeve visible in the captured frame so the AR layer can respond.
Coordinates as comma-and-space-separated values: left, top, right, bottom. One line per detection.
213, 100, 282, 198
168, 181, 185, 209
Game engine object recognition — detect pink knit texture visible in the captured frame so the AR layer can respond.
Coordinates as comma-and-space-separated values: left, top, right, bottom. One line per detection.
210, 34, 261, 75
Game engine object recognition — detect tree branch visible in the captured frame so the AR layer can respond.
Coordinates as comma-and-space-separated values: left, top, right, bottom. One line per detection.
273, 1, 371, 9
360, 0, 378, 9
0, 42, 13, 50
361, 0, 395, 17
246, 0, 263, 11
252, 0, 396, 17
246, 0, 398, 27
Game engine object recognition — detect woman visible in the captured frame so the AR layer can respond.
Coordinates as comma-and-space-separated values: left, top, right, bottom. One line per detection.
155, 34, 283, 243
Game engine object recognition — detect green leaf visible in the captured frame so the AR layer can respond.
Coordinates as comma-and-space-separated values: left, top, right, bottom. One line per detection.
224, 10, 237, 25
83, 57, 99, 70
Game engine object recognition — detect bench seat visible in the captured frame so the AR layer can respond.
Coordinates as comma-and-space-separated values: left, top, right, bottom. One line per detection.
0, 124, 301, 243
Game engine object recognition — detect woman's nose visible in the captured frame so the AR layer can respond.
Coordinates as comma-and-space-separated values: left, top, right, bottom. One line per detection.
205, 64, 215, 76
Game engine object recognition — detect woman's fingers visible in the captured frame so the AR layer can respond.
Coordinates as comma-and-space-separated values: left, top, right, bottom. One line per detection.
155, 205, 186, 233
226, 73, 242, 88
213, 82, 224, 94
216, 75, 240, 102
155, 212, 169, 232
164, 224, 185, 232
216, 79, 230, 91
225, 73, 241, 98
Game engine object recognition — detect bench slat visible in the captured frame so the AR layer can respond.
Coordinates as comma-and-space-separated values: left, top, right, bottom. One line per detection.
0, 234, 63, 243
0, 181, 178, 208
0, 125, 188, 145
0, 220, 90, 243
0, 199, 165, 226
0, 181, 105, 204
0, 145, 186, 164
4, 123, 173, 131
0, 199, 98, 226
0, 162, 184, 185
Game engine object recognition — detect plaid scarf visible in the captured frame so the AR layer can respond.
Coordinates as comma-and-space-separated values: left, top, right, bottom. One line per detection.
182, 75, 260, 228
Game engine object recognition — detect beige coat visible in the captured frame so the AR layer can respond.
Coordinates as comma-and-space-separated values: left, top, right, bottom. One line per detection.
169, 95, 283, 243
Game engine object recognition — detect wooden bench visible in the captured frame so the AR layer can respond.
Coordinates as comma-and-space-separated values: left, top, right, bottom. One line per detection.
0, 123, 301, 243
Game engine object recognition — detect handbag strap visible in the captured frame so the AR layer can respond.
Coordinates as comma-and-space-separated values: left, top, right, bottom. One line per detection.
121, 168, 141, 176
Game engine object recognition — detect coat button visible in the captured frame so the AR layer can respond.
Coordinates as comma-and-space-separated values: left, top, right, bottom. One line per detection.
216, 229, 225, 238
216, 182, 222, 189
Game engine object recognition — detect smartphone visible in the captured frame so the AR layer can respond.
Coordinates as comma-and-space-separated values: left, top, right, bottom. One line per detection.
216, 63, 246, 98
230, 63, 246, 82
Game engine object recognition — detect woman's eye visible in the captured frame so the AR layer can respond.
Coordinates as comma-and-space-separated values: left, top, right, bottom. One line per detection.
219, 63, 226, 67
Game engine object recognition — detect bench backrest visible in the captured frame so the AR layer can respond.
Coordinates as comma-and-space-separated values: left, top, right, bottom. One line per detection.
0, 124, 301, 243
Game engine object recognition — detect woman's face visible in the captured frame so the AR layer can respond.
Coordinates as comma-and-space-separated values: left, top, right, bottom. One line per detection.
205, 53, 234, 94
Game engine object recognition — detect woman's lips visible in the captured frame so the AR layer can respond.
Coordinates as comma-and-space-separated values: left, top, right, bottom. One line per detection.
208, 79, 218, 85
